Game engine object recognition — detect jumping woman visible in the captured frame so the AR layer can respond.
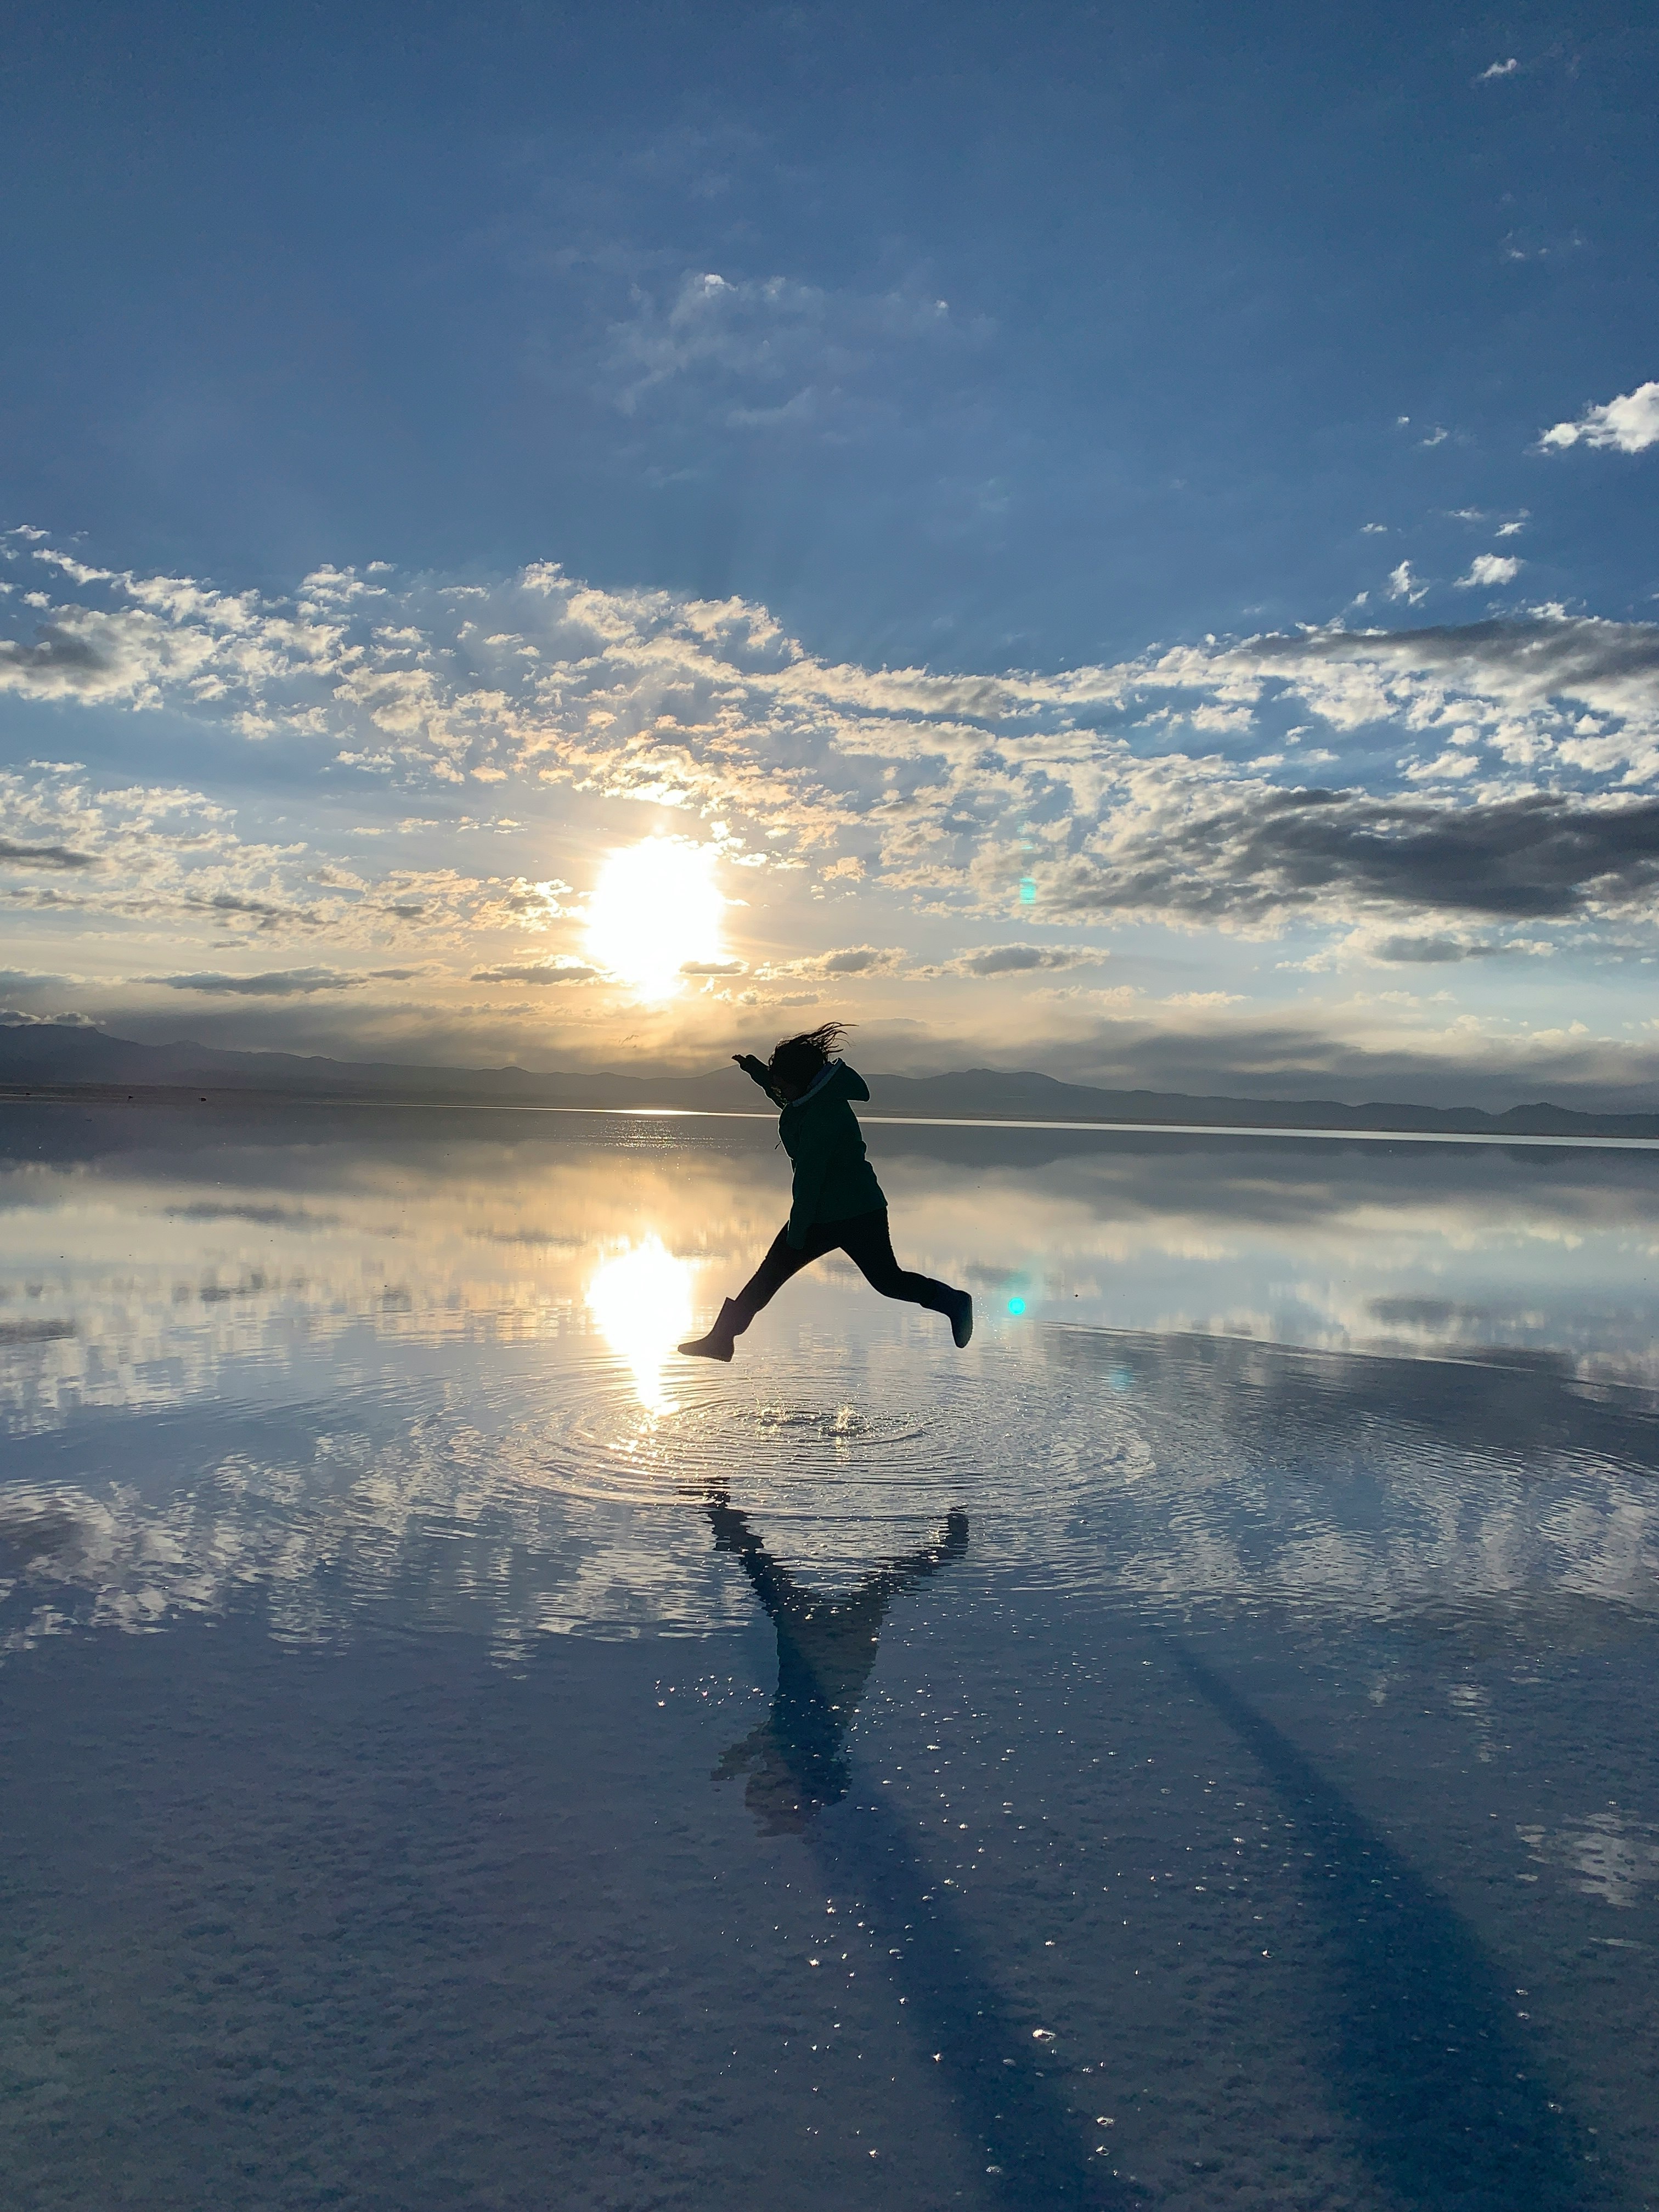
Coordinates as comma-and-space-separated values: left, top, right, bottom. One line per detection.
677, 1022, 973, 1362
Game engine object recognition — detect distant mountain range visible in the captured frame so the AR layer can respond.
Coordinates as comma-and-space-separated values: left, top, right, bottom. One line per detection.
2, 1022, 1656, 1140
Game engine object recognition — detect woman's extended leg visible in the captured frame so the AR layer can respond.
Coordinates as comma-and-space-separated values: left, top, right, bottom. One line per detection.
678, 1223, 830, 1360
836, 1210, 973, 1345
729, 1226, 824, 1330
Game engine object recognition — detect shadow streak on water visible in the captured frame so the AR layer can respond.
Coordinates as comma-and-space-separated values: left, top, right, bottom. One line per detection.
704, 1498, 1130, 2210
1170, 1639, 1616, 2212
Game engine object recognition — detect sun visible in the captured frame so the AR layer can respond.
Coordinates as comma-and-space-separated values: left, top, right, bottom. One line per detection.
585, 837, 726, 1000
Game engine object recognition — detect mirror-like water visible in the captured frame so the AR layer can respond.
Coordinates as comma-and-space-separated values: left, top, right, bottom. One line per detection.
2, 1101, 1656, 2210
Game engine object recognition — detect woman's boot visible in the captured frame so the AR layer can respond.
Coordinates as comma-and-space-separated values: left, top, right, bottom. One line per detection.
678, 1299, 743, 1362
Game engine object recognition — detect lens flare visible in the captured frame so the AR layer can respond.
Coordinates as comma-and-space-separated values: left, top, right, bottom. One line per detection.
587, 1236, 695, 1412
585, 837, 725, 1000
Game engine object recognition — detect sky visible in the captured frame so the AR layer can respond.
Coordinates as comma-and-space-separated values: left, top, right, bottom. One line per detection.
2, 0, 1657, 1105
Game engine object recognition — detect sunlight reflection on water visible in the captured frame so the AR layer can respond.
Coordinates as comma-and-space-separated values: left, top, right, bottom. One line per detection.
585, 1233, 696, 1412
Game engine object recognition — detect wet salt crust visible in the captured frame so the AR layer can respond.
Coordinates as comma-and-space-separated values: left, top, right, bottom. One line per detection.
1, 1102, 1656, 2209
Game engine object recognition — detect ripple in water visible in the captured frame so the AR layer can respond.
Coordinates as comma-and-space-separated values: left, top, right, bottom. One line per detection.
510, 1338, 1155, 1587
12, 1318, 1644, 1652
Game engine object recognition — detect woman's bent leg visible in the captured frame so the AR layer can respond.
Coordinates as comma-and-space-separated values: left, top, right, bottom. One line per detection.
837, 1210, 973, 1345
836, 1211, 956, 1314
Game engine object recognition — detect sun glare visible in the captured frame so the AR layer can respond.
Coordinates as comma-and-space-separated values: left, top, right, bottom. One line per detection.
586, 1236, 695, 1412
585, 837, 725, 1000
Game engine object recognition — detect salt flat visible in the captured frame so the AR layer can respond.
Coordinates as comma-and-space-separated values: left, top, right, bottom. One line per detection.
1, 1102, 1655, 2210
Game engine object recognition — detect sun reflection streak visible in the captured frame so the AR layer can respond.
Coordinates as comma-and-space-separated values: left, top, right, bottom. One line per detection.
586, 1236, 695, 1412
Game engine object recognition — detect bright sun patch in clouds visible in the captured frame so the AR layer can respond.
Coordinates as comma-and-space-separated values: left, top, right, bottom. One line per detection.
585, 838, 725, 1000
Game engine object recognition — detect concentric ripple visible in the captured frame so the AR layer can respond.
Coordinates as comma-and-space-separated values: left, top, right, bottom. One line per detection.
504, 1334, 1155, 1585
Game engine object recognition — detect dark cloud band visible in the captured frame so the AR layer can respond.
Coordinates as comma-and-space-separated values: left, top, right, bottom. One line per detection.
1054, 790, 1659, 926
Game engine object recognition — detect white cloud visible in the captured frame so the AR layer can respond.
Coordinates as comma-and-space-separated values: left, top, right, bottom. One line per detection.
1539, 381, 1659, 455
7, 540, 1659, 994
1404, 749, 1481, 781
1475, 57, 1519, 81
1386, 561, 1427, 605
1455, 554, 1522, 589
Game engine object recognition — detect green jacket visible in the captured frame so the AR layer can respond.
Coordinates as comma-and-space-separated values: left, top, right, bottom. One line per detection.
767, 1061, 887, 1246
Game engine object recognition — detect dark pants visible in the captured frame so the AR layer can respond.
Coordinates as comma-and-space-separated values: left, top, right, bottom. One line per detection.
730, 1207, 957, 1333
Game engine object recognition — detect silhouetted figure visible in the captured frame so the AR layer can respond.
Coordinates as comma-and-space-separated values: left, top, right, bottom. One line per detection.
706, 1495, 969, 1835
678, 1022, 972, 1360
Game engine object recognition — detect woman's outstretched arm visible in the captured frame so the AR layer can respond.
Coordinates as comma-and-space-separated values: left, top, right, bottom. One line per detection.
733, 1052, 787, 1107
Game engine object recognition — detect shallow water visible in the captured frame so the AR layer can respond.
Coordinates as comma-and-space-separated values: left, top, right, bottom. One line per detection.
2, 1101, 1657, 2209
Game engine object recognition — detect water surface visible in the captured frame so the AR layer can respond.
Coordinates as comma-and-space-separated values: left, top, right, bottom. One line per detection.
2, 1102, 1656, 2209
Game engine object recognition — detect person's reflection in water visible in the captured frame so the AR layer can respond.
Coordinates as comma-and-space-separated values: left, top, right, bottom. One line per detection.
706, 1496, 968, 1835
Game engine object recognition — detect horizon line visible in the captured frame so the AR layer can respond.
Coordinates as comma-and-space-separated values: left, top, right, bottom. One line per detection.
7, 1091, 1656, 1151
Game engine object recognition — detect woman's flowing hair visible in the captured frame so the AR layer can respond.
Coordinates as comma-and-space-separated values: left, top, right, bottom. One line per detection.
767, 1020, 851, 1091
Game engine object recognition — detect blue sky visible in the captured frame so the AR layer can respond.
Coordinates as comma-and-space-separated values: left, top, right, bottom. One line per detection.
3, 1, 1657, 1102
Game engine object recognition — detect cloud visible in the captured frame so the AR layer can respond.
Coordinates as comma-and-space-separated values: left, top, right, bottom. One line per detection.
757, 945, 906, 981
154, 968, 364, 995
1372, 933, 1486, 963
1386, 561, 1427, 605
1475, 57, 1519, 80
189, 890, 323, 929
0, 835, 99, 870
947, 943, 1096, 978
1455, 554, 1522, 589
1539, 381, 1659, 455
470, 959, 600, 985
0, 624, 118, 694
795, 945, 903, 977
0, 762, 552, 973
679, 957, 746, 976
9, 545, 1659, 983
1034, 786, 1659, 928
1246, 615, 1659, 726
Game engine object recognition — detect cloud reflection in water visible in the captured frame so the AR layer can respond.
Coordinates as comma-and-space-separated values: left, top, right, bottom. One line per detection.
0, 1104, 1656, 1658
